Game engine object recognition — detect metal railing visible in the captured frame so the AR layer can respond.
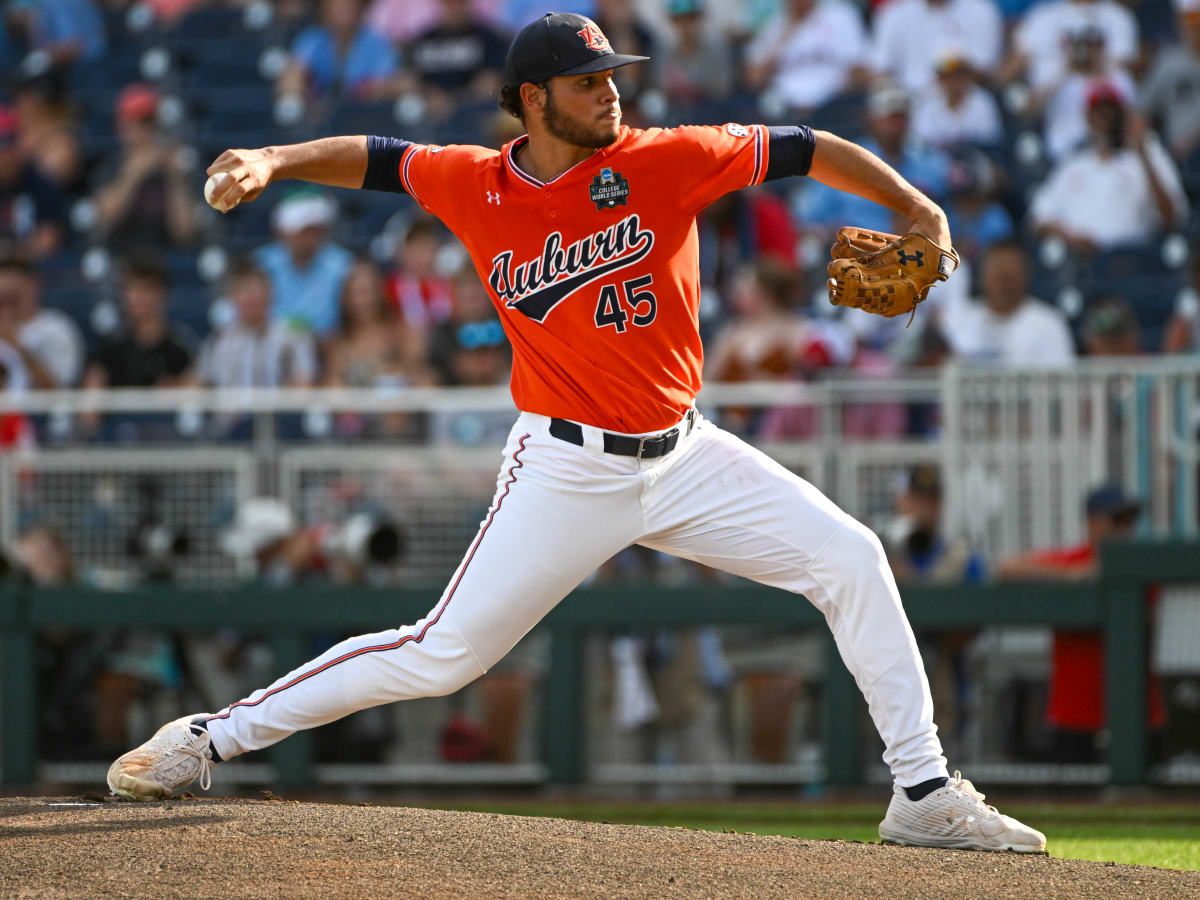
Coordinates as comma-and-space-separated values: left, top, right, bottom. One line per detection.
0, 361, 1195, 584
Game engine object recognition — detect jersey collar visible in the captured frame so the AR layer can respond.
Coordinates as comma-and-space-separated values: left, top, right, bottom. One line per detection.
503, 127, 628, 189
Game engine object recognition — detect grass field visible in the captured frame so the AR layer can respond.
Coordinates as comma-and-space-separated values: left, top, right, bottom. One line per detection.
427, 800, 1200, 872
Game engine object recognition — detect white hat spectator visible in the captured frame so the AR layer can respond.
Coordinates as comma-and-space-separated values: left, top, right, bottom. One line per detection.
221, 498, 297, 558
272, 192, 337, 234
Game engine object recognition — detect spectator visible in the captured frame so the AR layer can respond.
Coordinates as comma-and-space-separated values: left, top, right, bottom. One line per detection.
255, 190, 354, 337
944, 153, 1014, 268
1031, 84, 1188, 253
83, 256, 193, 390
743, 0, 870, 116
706, 259, 831, 383
1, 0, 106, 69
430, 266, 510, 387
592, 0, 660, 98
797, 85, 949, 237
0, 251, 84, 387
939, 240, 1076, 367
1081, 295, 1141, 355
428, 267, 513, 445
660, 0, 734, 108
884, 464, 984, 584
872, 0, 1003, 91
1166, 259, 1200, 352
408, 0, 510, 115
995, 483, 1164, 763
324, 259, 429, 388
192, 258, 318, 389
882, 464, 983, 754
385, 217, 455, 330
1038, 26, 1136, 163
279, 0, 402, 103
1010, 0, 1137, 93
1142, 0, 1200, 164
369, 0, 508, 43
13, 72, 81, 191
911, 49, 1003, 150
0, 104, 65, 261
89, 84, 198, 254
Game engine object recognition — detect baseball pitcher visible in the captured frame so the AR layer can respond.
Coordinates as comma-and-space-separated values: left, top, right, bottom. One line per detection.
108, 13, 1041, 853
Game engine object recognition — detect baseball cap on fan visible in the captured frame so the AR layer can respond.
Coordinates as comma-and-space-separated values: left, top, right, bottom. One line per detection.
503, 13, 649, 86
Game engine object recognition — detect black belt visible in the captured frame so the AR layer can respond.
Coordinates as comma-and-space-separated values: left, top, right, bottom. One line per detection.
549, 409, 696, 459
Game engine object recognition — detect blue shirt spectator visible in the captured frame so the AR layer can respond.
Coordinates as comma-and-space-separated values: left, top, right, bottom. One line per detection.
797, 138, 950, 233
796, 85, 949, 233
3, 0, 106, 66
287, 0, 399, 100
255, 193, 354, 337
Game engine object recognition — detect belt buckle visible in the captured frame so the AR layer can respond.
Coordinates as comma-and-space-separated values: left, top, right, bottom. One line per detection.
636, 435, 647, 458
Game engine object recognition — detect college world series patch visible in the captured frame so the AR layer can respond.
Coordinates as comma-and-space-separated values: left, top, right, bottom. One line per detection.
590, 168, 630, 210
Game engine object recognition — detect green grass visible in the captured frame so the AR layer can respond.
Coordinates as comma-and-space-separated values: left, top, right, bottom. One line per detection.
422, 800, 1200, 872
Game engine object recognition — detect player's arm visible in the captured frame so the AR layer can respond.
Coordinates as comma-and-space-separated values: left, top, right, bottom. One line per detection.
205, 136, 369, 211
807, 130, 950, 247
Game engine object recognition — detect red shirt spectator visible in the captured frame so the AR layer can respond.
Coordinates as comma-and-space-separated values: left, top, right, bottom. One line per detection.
996, 484, 1164, 742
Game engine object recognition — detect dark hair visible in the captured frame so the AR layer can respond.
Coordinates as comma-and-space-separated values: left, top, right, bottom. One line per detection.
984, 238, 1027, 260
337, 257, 393, 337
748, 258, 800, 310
0, 247, 34, 279
498, 83, 524, 120
227, 255, 268, 284
123, 252, 169, 289
405, 216, 440, 244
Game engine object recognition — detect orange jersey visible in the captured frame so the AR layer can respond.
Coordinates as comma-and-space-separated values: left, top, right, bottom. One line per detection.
398, 123, 769, 432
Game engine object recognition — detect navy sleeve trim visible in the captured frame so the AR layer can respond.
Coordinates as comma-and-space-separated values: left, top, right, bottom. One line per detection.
363, 135, 413, 193
764, 125, 815, 181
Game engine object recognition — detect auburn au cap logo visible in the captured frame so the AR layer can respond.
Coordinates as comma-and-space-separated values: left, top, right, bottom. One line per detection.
577, 24, 610, 51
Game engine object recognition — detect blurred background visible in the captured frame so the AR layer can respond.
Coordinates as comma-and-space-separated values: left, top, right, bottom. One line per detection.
0, 0, 1198, 797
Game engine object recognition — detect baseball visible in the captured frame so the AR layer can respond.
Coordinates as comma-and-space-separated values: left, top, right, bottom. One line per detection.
204, 172, 232, 211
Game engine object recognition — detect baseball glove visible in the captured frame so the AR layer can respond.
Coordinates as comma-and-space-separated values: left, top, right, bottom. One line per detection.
826, 227, 959, 319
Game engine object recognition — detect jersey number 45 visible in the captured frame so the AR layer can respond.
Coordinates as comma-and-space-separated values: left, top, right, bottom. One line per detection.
595, 274, 657, 333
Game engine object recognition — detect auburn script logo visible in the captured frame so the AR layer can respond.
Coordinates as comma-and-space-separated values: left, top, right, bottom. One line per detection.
488, 214, 655, 322
577, 24, 610, 52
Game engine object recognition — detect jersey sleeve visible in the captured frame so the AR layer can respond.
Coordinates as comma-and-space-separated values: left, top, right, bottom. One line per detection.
643, 123, 769, 215
397, 142, 491, 227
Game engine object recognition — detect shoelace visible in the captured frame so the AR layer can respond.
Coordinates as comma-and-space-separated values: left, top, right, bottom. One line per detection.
949, 770, 998, 816
163, 729, 214, 791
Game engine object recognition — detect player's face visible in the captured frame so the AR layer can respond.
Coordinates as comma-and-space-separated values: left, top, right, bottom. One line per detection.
542, 70, 622, 149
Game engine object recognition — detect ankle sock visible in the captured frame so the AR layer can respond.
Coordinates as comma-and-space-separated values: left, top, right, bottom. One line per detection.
904, 776, 948, 802
190, 716, 223, 763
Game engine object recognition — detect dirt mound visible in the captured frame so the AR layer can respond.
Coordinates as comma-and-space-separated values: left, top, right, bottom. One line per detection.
2, 796, 1195, 898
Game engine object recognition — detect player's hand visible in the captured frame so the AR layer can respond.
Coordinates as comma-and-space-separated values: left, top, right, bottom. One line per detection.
908, 201, 952, 251
206, 148, 276, 211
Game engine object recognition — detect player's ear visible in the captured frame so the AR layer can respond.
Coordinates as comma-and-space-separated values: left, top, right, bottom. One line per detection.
520, 81, 548, 115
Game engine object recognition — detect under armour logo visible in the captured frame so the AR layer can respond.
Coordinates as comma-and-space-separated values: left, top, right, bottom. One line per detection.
487, 191, 501, 205
897, 249, 924, 267
577, 23, 610, 52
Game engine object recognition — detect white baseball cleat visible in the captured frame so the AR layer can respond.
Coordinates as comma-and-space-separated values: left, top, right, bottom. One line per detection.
878, 771, 1046, 853
106, 715, 216, 800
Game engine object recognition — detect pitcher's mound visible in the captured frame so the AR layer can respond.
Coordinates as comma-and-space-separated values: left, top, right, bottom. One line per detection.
2, 797, 1195, 898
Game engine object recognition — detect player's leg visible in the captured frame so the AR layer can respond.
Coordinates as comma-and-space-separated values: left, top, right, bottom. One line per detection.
107, 418, 643, 799
638, 418, 1045, 851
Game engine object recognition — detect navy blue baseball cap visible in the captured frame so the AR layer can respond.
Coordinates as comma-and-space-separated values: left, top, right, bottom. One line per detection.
503, 13, 649, 86
1085, 483, 1141, 518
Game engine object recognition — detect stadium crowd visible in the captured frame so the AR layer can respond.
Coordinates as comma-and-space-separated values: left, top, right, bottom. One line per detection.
4, 0, 1196, 771
0, 0, 1197, 444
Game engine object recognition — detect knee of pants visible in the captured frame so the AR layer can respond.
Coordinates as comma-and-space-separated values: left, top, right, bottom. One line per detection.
425, 657, 484, 697
816, 518, 890, 583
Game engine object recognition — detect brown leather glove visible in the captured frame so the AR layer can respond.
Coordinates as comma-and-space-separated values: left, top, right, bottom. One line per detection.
826, 227, 959, 319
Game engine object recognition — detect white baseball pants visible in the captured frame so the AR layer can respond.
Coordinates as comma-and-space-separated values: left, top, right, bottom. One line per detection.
206, 411, 948, 786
